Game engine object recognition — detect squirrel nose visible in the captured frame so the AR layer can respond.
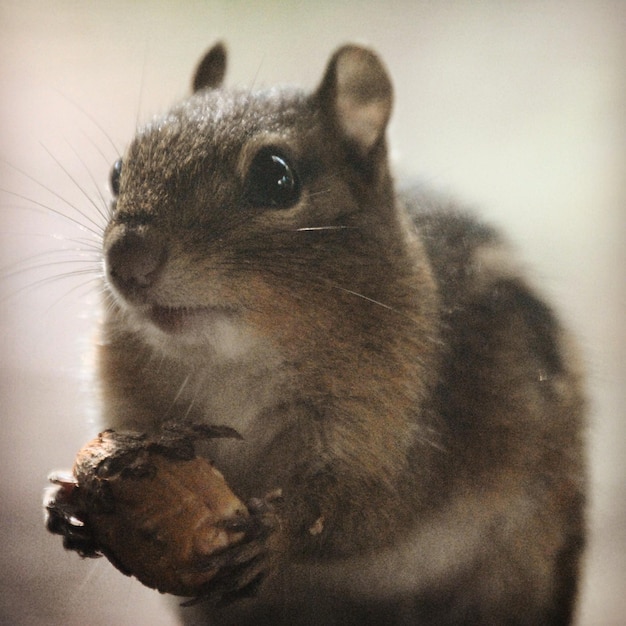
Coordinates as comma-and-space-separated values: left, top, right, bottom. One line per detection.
105, 227, 168, 301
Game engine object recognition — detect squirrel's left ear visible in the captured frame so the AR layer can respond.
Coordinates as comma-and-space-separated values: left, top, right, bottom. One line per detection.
192, 42, 227, 92
316, 45, 393, 159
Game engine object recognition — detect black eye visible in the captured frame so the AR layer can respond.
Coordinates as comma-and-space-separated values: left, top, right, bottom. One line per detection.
244, 147, 300, 209
110, 158, 123, 196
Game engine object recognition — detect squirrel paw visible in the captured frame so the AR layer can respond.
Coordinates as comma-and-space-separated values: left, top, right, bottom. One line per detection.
182, 490, 282, 607
44, 471, 102, 559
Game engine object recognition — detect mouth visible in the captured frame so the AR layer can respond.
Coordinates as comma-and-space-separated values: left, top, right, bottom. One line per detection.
147, 305, 226, 334
148, 305, 188, 333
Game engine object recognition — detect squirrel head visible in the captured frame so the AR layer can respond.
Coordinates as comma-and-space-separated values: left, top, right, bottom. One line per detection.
102, 43, 431, 357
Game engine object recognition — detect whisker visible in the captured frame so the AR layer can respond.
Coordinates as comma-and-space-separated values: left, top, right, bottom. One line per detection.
64, 140, 111, 223
247, 54, 266, 97
206, 245, 424, 329
2, 254, 100, 281
183, 380, 203, 420
1, 156, 106, 234
2, 268, 102, 304
293, 226, 356, 233
0, 227, 100, 252
101, 290, 122, 320
52, 88, 122, 157
332, 286, 399, 313
80, 129, 118, 170
44, 274, 104, 313
61, 237, 102, 253
308, 188, 333, 199
135, 41, 150, 130
39, 143, 108, 232
0, 189, 102, 238
170, 373, 192, 411
50, 232, 101, 252
414, 433, 447, 455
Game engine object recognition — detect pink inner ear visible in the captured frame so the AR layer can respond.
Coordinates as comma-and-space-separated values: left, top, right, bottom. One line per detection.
336, 95, 392, 154
329, 46, 393, 155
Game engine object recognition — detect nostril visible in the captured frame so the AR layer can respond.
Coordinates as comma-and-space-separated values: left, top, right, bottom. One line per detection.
105, 228, 168, 299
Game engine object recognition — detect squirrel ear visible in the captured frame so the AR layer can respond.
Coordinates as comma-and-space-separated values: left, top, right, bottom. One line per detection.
192, 42, 227, 92
316, 45, 392, 158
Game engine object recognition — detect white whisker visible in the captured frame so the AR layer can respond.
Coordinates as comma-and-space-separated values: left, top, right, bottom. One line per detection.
3, 270, 102, 305
294, 226, 354, 232
2, 256, 100, 281
0, 187, 103, 238
52, 88, 122, 157
44, 275, 103, 313
334, 286, 399, 313
64, 140, 111, 223
39, 143, 108, 232
171, 373, 192, 406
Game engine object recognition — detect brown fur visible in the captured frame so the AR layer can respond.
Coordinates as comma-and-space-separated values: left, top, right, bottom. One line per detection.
96, 43, 585, 624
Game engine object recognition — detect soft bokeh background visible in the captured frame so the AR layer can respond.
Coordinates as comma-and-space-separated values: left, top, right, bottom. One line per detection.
1, 1, 624, 624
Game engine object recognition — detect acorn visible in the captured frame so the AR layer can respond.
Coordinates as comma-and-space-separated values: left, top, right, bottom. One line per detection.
52, 424, 250, 597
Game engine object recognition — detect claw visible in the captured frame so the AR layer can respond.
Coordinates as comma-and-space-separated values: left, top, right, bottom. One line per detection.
47, 470, 78, 486
44, 473, 102, 559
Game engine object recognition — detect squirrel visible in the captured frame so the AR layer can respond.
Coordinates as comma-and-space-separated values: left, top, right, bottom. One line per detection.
46, 43, 586, 625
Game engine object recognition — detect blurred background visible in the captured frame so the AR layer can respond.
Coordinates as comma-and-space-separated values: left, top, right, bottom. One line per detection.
0, 1, 624, 624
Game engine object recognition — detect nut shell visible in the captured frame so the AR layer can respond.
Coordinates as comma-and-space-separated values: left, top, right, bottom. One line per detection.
71, 429, 249, 596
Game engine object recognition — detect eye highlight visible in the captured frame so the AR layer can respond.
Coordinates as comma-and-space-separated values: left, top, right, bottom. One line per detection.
244, 147, 301, 209
110, 158, 123, 196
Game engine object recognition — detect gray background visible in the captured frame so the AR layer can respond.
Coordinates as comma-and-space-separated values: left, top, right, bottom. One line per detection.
1, 1, 624, 624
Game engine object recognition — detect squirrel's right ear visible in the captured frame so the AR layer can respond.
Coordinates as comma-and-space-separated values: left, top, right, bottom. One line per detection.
192, 42, 227, 92
315, 45, 392, 160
